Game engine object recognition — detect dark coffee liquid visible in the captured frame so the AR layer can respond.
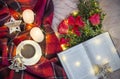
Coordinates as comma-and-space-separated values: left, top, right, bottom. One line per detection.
21, 44, 35, 58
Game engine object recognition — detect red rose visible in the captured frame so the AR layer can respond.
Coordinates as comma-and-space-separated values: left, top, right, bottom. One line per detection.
68, 15, 75, 26
58, 20, 69, 34
72, 26, 81, 36
75, 16, 85, 27
89, 14, 100, 26
60, 37, 69, 44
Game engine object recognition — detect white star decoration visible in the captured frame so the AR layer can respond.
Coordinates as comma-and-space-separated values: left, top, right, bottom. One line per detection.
5, 17, 21, 34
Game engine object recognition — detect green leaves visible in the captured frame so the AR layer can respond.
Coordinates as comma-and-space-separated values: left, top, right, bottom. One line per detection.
58, 0, 105, 49
78, 0, 104, 19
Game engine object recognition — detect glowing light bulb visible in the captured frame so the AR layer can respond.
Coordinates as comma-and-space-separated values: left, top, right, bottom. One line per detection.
30, 27, 44, 42
62, 55, 67, 61
61, 44, 67, 50
22, 9, 34, 24
94, 38, 101, 45
96, 55, 101, 61
72, 10, 79, 16
55, 32, 59, 38
75, 61, 81, 67
103, 58, 109, 64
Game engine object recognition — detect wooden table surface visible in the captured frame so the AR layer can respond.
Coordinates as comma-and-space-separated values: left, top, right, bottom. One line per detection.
100, 0, 120, 55
100, 1, 120, 77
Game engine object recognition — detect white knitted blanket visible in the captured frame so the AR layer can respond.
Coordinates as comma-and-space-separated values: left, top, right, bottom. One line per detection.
52, 0, 79, 32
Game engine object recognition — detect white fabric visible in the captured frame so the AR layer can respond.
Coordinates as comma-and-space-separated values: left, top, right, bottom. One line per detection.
52, 0, 79, 32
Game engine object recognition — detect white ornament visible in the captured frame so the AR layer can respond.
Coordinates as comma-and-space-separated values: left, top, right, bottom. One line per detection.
5, 17, 21, 34
30, 27, 44, 43
9, 54, 26, 72
22, 9, 34, 24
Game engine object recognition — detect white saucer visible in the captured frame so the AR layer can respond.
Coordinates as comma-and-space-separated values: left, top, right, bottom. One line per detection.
16, 40, 42, 66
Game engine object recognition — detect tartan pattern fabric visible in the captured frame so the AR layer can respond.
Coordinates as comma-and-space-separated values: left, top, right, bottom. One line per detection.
0, 0, 67, 79
0, 0, 10, 26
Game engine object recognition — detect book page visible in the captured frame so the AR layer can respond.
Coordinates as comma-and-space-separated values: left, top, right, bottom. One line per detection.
58, 44, 97, 79
83, 32, 120, 71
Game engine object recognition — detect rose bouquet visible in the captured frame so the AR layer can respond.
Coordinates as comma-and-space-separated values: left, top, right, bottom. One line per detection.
58, 0, 105, 49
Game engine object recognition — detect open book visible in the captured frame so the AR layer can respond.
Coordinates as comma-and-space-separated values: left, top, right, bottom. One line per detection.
58, 32, 120, 79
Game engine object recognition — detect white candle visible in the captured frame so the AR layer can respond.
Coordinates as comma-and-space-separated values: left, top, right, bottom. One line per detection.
30, 27, 44, 43
22, 9, 34, 24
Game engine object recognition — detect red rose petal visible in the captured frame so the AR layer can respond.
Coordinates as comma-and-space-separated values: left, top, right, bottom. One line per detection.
68, 15, 75, 26
89, 14, 100, 26
58, 20, 69, 34
75, 16, 85, 27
